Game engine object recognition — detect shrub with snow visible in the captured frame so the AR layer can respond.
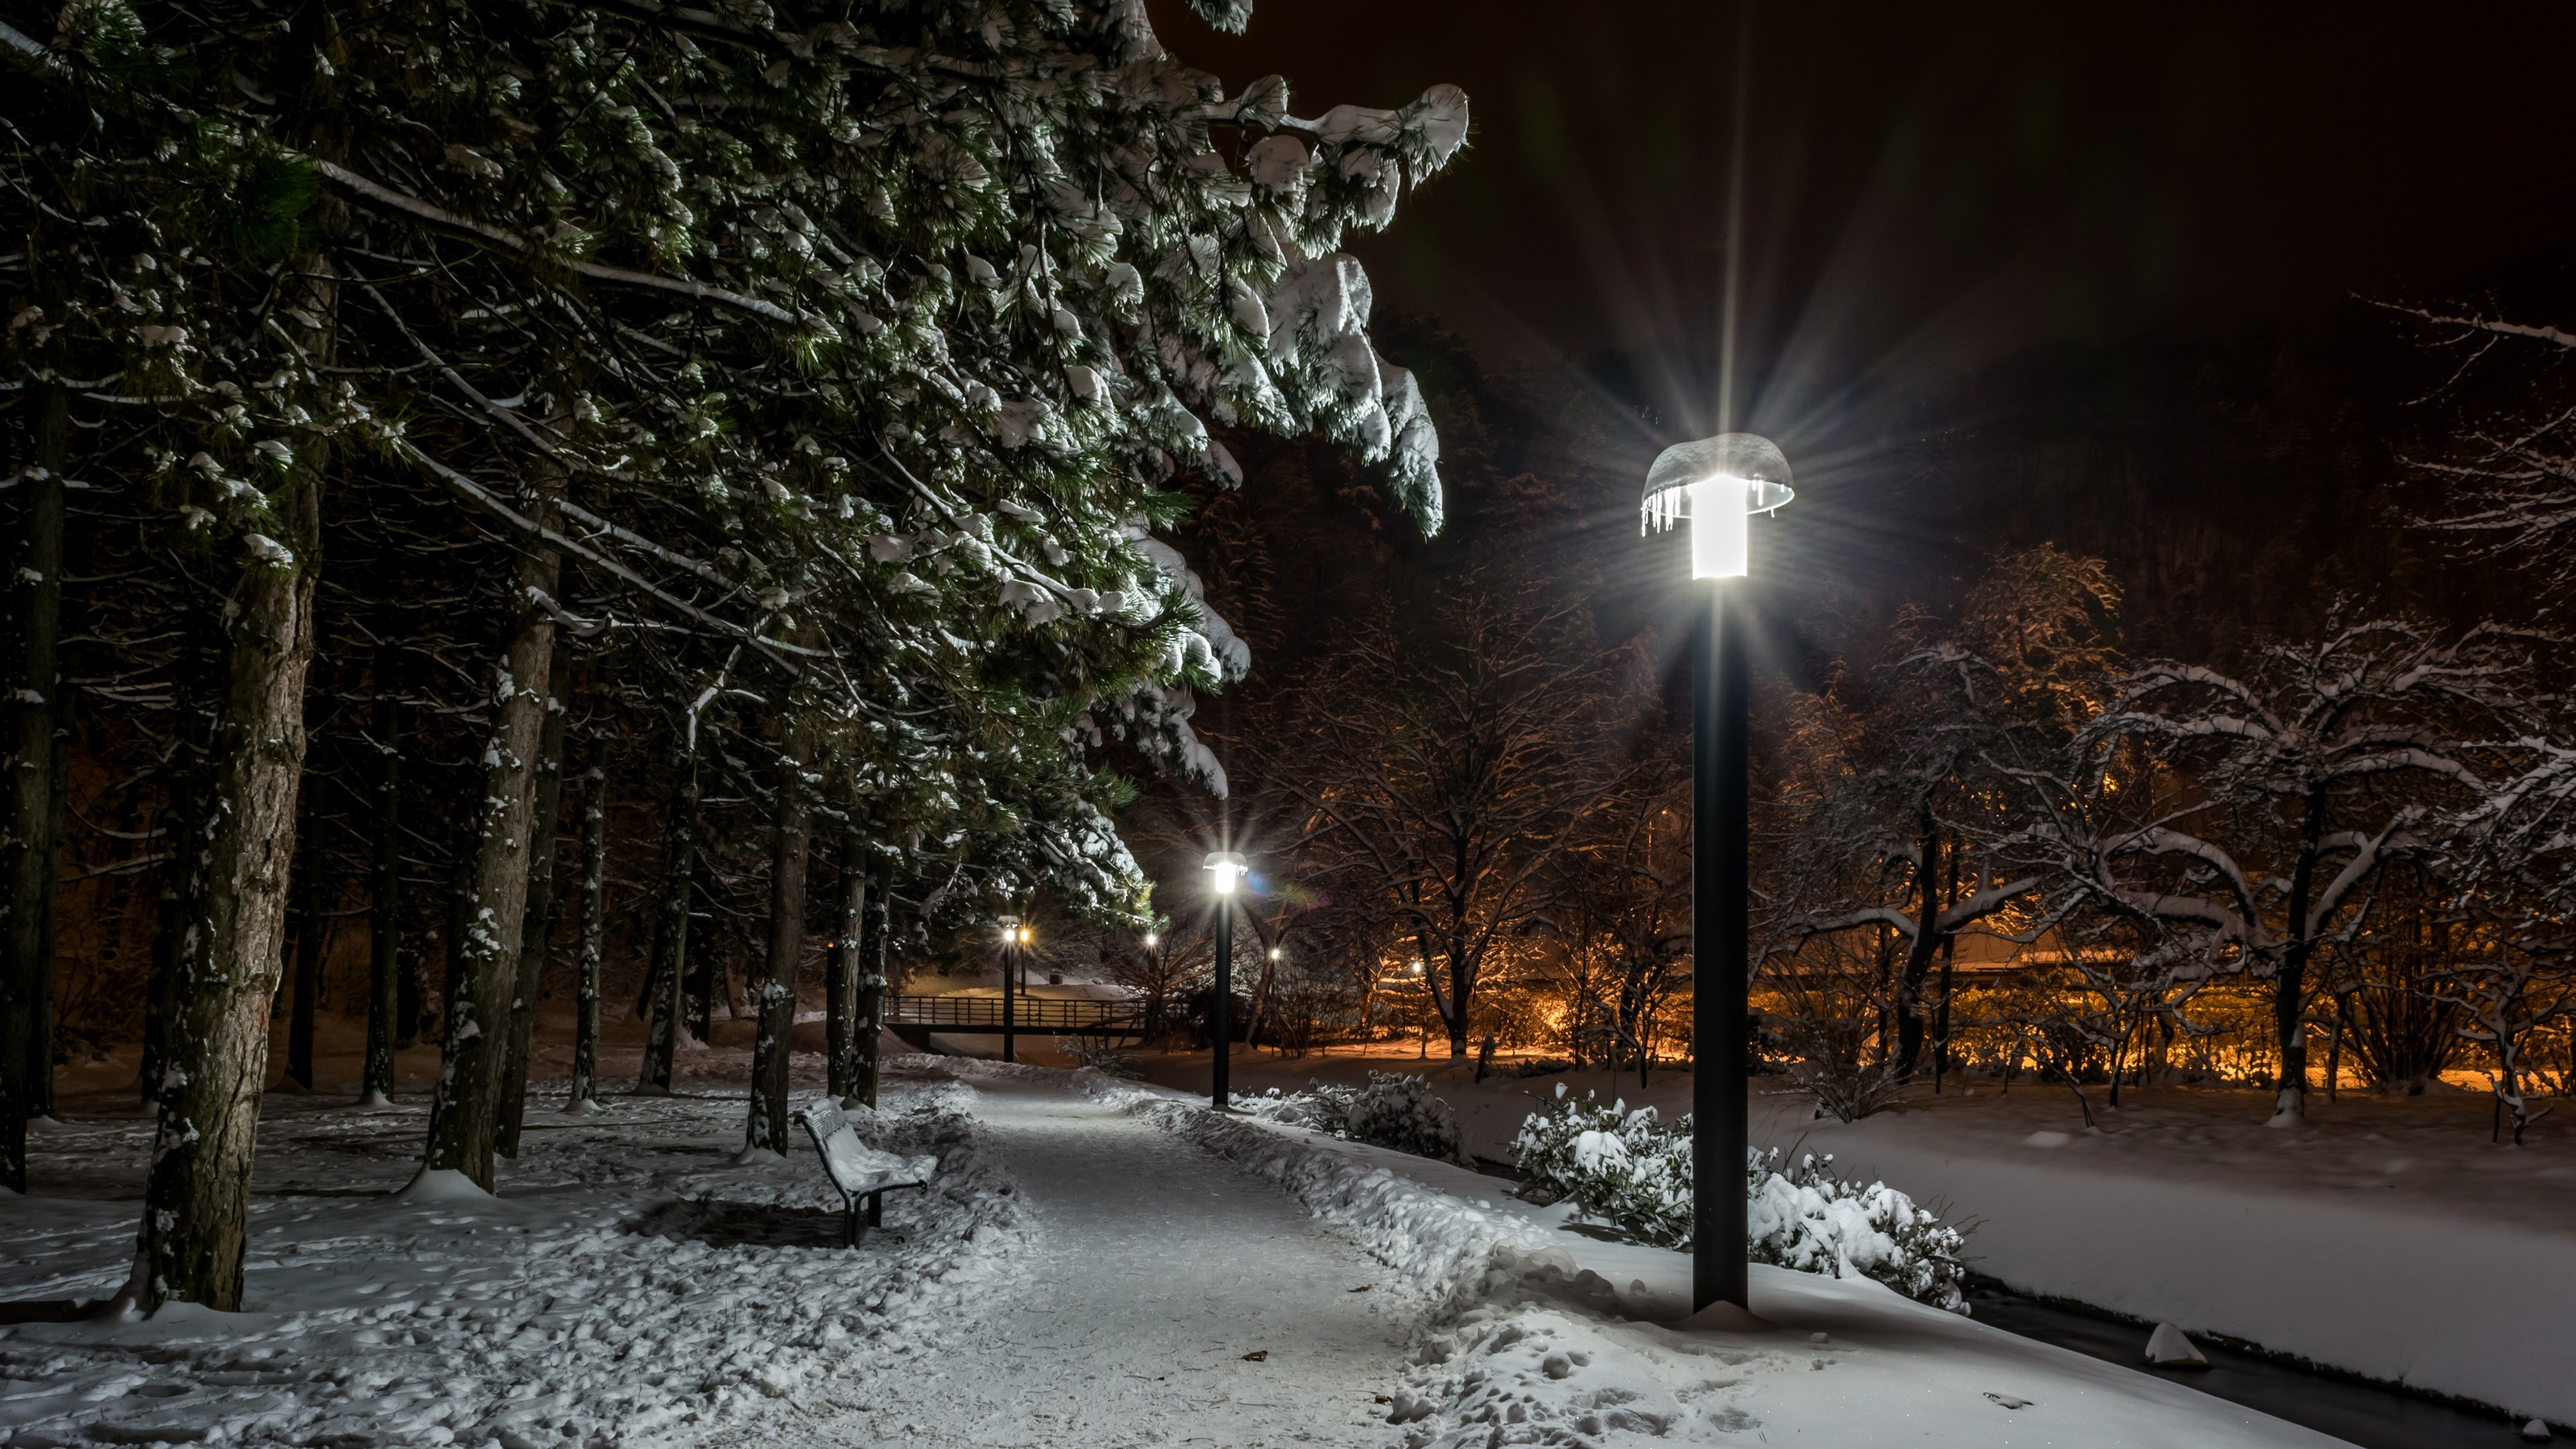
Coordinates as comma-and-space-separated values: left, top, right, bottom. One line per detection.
1055, 1035, 1142, 1079
1513, 1087, 1970, 1313
1236, 1071, 1464, 1163
1510, 1089, 1692, 1245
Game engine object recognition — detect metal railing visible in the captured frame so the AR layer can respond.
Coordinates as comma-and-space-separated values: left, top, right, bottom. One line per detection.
885, 994, 1142, 1032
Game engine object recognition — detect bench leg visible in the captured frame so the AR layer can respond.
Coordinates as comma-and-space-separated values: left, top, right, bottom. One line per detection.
845, 1199, 861, 1249
866, 1191, 884, 1229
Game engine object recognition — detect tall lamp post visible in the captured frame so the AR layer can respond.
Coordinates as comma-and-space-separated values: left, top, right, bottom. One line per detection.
996, 914, 1022, 1063
1642, 432, 1792, 1313
1203, 851, 1245, 1108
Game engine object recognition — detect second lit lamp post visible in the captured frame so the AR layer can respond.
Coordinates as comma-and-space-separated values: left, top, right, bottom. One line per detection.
996, 914, 1032, 1063
1202, 851, 1245, 1108
1641, 431, 1792, 1316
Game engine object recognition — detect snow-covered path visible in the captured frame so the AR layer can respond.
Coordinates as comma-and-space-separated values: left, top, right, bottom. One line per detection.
759, 1077, 1412, 1448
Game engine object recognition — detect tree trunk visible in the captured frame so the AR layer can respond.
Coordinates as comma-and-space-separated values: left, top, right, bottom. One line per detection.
2, 378, 66, 1192
284, 810, 327, 1092
853, 857, 889, 1109
569, 764, 606, 1110
2272, 790, 2329, 1125
362, 635, 402, 1104
27, 685, 67, 1124
419, 474, 559, 1191
638, 747, 698, 1093
496, 667, 568, 1157
746, 733, 811, 1156
826, 825, 865, 1102
1444, 941, 1470, 1059
685, 916, 716, 1040
1894, 820, 1943, 1079
135, 221, 336, 1307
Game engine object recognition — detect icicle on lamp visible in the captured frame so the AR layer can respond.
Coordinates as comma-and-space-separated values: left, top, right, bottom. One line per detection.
1203, 851, 1246, 894
1640, 433, 1794, 579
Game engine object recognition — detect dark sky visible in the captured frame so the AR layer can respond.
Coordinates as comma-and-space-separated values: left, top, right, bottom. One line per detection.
1152, 0, 2576, 423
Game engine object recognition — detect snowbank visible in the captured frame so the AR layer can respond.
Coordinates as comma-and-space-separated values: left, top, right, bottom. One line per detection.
1758, 1089, 2576, 1428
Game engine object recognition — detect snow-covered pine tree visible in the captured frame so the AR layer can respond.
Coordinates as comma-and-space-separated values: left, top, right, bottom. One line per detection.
5, 0, 1466, 1285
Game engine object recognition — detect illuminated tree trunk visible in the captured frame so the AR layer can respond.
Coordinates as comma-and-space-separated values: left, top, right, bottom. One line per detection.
420, 471, 558, 1191
568, 764, 606, 1110
746, 731, 810, 1155
362, 635, 403, 1104
496, 667, 568, 1157
853, 857, 889, 1109
638, 747, 697, 1093
826, 825, 865, 1101
283, 811, 329, 1092
2, 378, 66, 1190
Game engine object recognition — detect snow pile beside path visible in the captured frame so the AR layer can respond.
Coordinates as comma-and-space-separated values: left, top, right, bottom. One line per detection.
1123, 1089, 1560, 1313
0, 1081, 1032, 1449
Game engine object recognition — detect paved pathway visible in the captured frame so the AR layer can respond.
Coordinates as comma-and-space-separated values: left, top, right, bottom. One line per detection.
766, 1077, 1411, 1448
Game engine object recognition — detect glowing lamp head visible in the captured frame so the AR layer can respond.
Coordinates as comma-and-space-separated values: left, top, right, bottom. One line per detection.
996, 914, 1020, 943
1640, 432, 1794, 579
1142, 931, 1160, 950
1203, 851, 1247, 896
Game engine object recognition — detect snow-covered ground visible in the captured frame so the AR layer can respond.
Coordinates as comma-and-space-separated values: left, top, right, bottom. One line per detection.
1743, 1082, 2576, 1432
1122, 1044, 2576, 1431
6, 1039, 2357, 1448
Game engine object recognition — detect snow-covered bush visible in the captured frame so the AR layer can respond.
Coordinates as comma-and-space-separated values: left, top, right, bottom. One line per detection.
1511, 1089, 1692, 1244
1054, 1036, 1141, 1079
1236, 1071, 1463, 1163
1513, 1088, 1970, 1312
1748, 1148, 1970, 1313
1343, 1072, 1465, 1162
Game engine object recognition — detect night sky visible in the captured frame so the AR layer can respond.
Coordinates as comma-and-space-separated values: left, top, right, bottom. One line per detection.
1154, 1, 2576, 426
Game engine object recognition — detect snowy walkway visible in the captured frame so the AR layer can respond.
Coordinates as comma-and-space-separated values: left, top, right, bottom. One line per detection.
759, 1077, 1411, 1448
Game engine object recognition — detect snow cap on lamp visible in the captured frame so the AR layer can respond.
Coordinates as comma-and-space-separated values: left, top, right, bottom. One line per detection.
1203, 851, 1246, 894
1640, 432, 1794, 579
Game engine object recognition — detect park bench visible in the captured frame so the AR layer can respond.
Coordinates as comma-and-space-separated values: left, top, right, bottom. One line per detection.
794, 1100, 937, 1247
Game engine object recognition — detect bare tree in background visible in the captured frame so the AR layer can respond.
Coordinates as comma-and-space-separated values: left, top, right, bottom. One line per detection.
1275, 592, 1623, 1058
1763, 547, 2109, 1095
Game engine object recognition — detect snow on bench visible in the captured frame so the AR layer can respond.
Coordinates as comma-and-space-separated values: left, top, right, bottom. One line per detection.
795, 1100, 937, 1248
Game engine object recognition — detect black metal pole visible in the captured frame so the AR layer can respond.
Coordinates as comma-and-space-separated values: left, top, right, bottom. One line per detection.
1693, 576, 1751, 1311
1002, 938, 1016, 1063
1212, 899, 1232, 1108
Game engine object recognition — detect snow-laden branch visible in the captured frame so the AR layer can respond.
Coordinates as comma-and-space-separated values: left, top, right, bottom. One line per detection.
390, 437, 818, 667
311, 158, 818, 329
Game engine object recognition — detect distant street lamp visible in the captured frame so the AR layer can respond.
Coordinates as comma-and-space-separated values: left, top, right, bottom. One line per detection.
1203, 851, 1246, 1108
1642, 431, 1792, 1315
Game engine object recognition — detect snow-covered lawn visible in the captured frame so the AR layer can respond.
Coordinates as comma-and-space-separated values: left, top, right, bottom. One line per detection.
1, 1073, 1026, 1448
1744, 1081, 2576, 1431
7, 1045, 2354, 1448
1124, 1044, 2576, 1431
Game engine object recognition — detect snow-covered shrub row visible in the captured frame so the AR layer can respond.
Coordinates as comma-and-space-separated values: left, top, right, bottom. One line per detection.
1233, 1071, 1465, 1163
1513, 1088, 1970, 1313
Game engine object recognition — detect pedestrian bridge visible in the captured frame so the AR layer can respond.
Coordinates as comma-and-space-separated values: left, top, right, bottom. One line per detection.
885, 993, 1144, 1046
